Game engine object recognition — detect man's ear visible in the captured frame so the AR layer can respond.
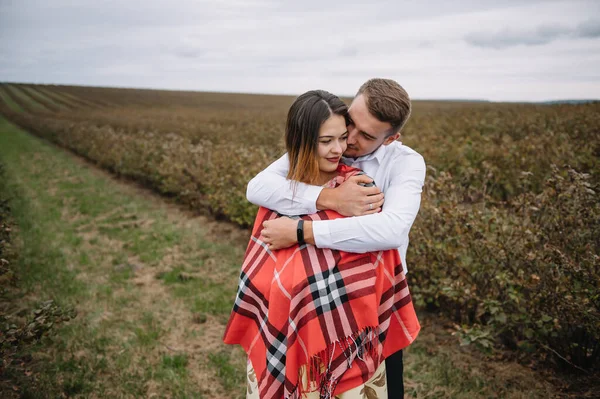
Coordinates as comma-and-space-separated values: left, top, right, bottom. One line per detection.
383, 132, 400, 145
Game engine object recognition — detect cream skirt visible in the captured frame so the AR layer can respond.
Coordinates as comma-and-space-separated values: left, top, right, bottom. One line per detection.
246, 358, 387, 399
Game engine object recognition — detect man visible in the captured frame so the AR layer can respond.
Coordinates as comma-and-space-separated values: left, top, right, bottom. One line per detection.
246, 78, 425, 398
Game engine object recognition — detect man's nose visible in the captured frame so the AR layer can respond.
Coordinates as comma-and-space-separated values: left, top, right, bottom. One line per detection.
347, 127, 358, 145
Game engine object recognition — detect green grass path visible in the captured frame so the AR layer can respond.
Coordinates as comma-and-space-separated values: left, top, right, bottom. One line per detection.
0, 117, 248, 398
0, 118, 557, 398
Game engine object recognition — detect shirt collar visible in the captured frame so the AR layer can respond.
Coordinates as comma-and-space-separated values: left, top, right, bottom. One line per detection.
345, 141, 395, 165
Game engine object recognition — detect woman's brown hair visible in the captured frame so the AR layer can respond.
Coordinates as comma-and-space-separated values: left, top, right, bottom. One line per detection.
286, 90, 348, 185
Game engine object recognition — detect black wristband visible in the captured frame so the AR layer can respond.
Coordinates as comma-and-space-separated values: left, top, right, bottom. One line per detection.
296, 219, 305, 246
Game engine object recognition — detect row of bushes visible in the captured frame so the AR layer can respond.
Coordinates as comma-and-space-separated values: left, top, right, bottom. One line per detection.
0, 162, 15, 291
0, 89, 598, 371
12, 84, 600, 203
404, 102, 600, 200
0, 158, 77, 396
2, 109, 270, 226
411, 165, 599, 370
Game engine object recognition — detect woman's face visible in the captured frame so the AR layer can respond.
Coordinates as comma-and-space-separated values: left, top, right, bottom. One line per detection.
317, 113, 348, 174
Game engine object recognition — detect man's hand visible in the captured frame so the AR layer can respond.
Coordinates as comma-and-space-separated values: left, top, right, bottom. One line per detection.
316, 175, 384, 216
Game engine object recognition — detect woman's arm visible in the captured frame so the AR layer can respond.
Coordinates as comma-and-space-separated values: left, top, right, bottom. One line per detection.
247, 154, 383, 216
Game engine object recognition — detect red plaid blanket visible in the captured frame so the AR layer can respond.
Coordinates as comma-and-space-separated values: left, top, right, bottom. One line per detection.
223, 165, 420, 399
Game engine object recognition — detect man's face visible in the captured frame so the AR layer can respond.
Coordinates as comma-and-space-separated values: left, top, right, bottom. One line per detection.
344, 94, 399, 158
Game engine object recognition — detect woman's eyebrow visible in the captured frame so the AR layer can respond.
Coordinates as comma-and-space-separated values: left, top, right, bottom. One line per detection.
320, 131, 349, 139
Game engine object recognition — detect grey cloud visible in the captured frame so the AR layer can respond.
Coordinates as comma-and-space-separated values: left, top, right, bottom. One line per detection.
338, 46, 359, 57
577, 20, 600, 38
173, 48, 205, 59
374, 0, 549, 21
1, 0, 599, 101
465, 25, 569, 49
465, 20, 600, 49
1, 0, 256, 30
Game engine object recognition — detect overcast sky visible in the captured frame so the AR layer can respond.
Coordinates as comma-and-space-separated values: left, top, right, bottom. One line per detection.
1, 0, 599, 101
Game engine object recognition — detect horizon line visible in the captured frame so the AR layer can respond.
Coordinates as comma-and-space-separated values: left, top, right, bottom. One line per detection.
1, 80, 598, 104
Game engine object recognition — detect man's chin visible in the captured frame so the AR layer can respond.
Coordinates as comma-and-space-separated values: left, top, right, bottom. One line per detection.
343, 149, 360, 158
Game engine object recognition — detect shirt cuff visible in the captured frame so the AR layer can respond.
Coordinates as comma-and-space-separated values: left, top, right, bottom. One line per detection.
312, 220, 332, 248
299, 185, 324, 214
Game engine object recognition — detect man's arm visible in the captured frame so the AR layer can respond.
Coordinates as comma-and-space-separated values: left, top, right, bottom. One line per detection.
247, 154, 384, 216
261, 153, 425, 252
311, 154, 426, 252
246, 153, 322, 215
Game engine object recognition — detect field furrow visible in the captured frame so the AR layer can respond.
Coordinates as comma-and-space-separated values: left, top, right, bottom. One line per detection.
32, 86, 80, 110
0, 86, 23, 113
44, 86, 109, 109
1, 84, 40, 113
19, 85, 63, 112
5, 84, 52, 113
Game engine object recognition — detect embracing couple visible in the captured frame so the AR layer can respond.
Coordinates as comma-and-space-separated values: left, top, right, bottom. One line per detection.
223, 78, 426, 399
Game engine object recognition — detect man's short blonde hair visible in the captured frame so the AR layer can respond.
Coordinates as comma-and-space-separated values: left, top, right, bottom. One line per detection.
356, 78, 411, 135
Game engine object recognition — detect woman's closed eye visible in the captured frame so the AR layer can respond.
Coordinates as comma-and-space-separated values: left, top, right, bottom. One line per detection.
320, 135, 348, 144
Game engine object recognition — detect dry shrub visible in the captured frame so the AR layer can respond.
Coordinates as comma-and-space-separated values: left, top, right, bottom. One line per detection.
1, 109, 273, 227
410, 165, 599, 370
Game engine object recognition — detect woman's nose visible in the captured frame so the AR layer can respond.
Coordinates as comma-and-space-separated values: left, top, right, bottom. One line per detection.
332, 141, 343, 154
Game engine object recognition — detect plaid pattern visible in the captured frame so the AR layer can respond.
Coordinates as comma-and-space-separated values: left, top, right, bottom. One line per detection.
223, 165, 420, 399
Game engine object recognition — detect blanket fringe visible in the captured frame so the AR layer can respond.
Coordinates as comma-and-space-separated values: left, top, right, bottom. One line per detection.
287, 326, 381, 399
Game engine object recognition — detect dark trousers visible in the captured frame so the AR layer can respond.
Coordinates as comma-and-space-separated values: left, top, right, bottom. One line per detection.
385, 349, 404, 398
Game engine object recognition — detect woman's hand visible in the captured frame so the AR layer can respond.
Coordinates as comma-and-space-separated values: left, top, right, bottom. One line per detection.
261, 217, 307, 250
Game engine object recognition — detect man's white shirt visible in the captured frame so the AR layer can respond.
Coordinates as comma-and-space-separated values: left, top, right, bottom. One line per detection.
246, 141, 426, 274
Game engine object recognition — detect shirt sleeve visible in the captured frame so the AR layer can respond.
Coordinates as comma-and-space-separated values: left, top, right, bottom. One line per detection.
311, 153, 426, 252
246, 153, 324, 215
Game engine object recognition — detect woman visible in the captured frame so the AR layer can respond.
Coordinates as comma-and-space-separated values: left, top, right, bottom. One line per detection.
223, 90, 420, 399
